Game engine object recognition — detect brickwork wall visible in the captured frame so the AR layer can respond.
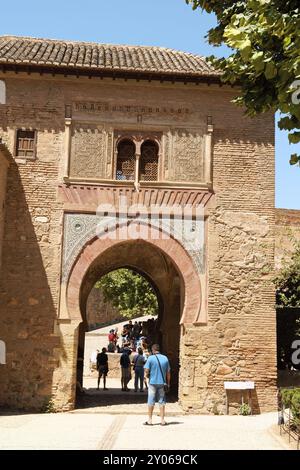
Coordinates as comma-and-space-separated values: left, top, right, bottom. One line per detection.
180, 104, 277, 414
0, 72, 278, 413
0, 77, 64, 409
0, 150, 9, 270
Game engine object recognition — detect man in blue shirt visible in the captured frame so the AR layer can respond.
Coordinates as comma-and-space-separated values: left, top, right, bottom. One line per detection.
144, 344, 171, 426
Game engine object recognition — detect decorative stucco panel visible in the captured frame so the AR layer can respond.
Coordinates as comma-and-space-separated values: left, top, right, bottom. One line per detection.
168, 129, 204, 182
69, 124, 106, 179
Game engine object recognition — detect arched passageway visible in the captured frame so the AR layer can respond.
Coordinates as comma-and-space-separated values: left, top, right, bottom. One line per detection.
64, 221, 203, 409
75, 240, 183, 406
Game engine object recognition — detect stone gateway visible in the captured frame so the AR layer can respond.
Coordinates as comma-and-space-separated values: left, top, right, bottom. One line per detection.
0, 35, 292, 414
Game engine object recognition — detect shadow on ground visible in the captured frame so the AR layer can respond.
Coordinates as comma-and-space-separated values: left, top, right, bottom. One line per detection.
76, 387, 178, 409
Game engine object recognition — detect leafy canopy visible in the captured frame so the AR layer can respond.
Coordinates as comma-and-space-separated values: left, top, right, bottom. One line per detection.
96, 268, 158, 319
186, 0, 300, 165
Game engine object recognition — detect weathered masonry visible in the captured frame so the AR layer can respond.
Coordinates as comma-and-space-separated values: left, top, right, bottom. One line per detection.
0, 35, 280, 413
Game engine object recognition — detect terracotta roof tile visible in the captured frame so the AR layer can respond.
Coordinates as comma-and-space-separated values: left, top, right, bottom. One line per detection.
0, 35, 220, 79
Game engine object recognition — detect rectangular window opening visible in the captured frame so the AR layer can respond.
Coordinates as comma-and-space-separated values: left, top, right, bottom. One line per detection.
16, 130, 36, 158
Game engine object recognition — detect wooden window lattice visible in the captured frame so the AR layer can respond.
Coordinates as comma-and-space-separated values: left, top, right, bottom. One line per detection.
16, 130, 36, 158
116, 139, 135, 181
139, 140, 158, 181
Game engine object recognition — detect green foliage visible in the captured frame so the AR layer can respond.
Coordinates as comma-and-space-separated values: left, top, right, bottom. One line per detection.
291, 390, 300, 423
239, 403, 251, 416
281, 388, 300, 424
281, 388, 295, 407
186, 0, 300, 165
96, 268, 158, 319
275, 243, 300, 308
41, 397, 57, 413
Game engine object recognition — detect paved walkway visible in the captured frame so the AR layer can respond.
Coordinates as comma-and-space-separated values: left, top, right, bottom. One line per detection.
0, 410, 291, 450
76, 377, 183, 415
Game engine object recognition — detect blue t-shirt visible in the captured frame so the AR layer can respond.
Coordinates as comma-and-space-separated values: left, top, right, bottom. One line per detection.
144, 353, 170, 385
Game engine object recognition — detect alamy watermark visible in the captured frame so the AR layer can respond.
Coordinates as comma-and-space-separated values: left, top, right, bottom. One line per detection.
291, 80, 300, 105
95, 195, 205, 251
291, 339, 300, 366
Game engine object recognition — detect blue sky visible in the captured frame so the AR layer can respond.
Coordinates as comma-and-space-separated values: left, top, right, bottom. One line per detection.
1, 0, 299, 209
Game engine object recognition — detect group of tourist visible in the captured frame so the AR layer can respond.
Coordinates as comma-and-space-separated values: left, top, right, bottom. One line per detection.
89, 319, 171, 425
94, 346, 146, 392
93, 318, 156, 393
106, 318, 158, 354
96, 343, 171, 426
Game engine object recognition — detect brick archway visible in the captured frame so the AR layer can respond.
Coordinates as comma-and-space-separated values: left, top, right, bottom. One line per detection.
66, 222, 203, 325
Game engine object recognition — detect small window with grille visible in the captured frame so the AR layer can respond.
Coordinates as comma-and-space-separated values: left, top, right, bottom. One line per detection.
16, 130, 37, 159
116, 139, 135, 180
139, 140, 159, 181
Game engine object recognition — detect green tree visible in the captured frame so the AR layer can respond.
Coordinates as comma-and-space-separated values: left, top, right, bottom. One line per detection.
96, 268, 158, 319
186, 0, 300, 165
275, 242, 300, 307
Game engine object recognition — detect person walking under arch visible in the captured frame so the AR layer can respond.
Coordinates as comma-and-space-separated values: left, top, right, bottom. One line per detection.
96, 348, 109, 390
144, 344, 171, 426
120, 348, 131, 391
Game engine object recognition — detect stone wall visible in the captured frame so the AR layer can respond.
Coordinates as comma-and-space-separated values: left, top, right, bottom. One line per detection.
275, 208, 300, 270
180, 109, 277, 413
86, 287, 122, 329
0, 71, 278, 413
